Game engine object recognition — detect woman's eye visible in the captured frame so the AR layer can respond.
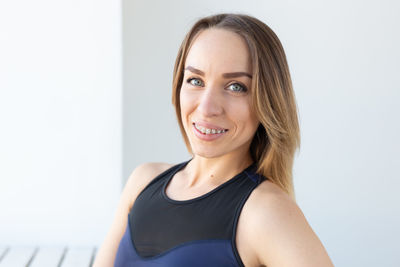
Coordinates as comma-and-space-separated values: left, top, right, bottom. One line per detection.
228, 83, 247, 93
186, 78, 203, 87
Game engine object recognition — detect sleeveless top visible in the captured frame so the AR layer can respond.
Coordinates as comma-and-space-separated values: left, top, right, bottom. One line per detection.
114, 158, 267, 267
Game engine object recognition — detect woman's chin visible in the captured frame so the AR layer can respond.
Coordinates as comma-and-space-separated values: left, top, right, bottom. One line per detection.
190, 147, 225, 159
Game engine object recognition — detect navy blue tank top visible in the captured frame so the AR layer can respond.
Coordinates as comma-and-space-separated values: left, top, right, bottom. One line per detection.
114, 158, 266, 267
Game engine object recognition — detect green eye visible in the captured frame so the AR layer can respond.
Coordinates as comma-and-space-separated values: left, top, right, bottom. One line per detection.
228, 83, 247, 93
187, 78, 203, 86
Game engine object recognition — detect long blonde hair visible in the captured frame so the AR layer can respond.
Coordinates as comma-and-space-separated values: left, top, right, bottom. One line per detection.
171, 13, 300, 200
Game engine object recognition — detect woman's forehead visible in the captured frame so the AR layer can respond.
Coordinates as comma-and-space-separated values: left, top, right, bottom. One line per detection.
184, 28, 252, 74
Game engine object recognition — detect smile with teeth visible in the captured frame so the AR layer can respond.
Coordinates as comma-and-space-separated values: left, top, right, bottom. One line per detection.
193, 123, 227, 135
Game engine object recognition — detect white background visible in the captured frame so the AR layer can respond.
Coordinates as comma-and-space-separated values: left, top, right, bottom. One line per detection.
1, 0, 399, 266
0, 0, 122, 246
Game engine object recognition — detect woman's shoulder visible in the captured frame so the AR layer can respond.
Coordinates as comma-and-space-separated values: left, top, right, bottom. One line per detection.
125, 161, 175, 210
244, 179, 299, 230
134, 161, 175, 178
244, 180, 334, 266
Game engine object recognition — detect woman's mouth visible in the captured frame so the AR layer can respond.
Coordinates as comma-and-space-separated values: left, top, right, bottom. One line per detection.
192, 122, 228, 141
193, 122, 227, 134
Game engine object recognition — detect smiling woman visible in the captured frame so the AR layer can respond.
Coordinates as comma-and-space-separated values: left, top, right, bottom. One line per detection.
179, 28, 259, 168
172, 15, 300, 199
93, 13, 334, 267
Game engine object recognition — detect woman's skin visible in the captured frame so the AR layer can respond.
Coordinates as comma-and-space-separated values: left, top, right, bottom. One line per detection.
93, 27, 335, 267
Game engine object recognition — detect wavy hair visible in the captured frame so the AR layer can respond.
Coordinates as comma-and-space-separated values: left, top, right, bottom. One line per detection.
171, 13, 300, 200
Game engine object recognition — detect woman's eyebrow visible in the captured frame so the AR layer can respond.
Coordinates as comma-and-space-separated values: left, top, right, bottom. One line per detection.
184, 66, 252, 79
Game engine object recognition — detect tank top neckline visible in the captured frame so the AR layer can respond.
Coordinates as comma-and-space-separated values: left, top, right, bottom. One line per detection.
161, 158, 257, 205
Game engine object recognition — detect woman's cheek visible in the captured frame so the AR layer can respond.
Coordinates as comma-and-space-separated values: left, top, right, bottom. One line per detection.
180, 89, 198, 109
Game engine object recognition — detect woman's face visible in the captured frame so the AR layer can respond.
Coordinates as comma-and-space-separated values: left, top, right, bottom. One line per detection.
180, 28, 259, 159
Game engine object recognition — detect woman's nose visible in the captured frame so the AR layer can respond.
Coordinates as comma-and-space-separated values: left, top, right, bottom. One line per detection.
197, 87, 224, 117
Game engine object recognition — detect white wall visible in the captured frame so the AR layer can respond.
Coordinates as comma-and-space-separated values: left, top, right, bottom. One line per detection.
123, 0, 400, 266
0, 0, 122, 246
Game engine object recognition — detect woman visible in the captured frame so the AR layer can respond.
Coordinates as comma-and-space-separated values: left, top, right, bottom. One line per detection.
93, 13, 334, 267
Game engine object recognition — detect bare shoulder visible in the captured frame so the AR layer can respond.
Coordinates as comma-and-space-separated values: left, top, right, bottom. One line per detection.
130, 161, 174, 183
244, 180, 334, 267
125, 161, 174, 210
92, 161, 174, 267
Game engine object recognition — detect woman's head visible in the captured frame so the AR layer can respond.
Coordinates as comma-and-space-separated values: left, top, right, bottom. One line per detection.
172, 13, 300, 199
179, 27, 259, 165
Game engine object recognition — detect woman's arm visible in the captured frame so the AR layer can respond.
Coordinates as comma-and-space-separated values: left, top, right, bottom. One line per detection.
249, 182, 335, 267
92, 162, 170, 267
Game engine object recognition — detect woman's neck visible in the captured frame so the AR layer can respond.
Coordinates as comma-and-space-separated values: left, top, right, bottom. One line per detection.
182, 152, 254, 188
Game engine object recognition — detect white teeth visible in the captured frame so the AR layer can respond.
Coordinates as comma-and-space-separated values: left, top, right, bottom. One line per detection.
194, 123, 226, 135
